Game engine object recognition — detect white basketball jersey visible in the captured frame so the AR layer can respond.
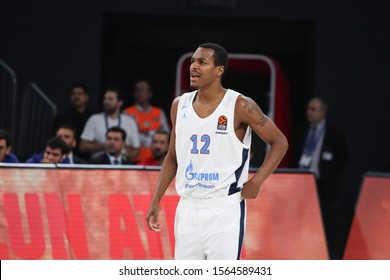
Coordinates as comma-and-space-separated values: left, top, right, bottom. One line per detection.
175, 89, 252, 199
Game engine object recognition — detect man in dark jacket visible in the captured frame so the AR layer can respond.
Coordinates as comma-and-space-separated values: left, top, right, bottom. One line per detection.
26, 137, 69, 164
89, 126, 132, 165
51, 84, 92, 160
292, 97, 348, 258
293, 97, 347, 201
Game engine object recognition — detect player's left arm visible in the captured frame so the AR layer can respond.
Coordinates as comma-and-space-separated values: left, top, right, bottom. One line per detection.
236, 96, 288, 199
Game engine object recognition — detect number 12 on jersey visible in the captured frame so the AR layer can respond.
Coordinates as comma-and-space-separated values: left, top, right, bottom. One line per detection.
190, 134, 210, 154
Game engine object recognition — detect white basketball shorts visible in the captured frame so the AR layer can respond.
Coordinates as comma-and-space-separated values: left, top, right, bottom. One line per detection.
174, 192, 246, 260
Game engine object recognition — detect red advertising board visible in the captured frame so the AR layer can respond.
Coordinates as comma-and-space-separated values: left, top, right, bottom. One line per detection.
0, 166, 327, 259
343, 173, 390, 259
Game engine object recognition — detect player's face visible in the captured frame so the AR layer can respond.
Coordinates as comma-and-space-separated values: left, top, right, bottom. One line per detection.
103, 91, 122, 114
189, 47, 224, 89
0, 139, 11, 162
105, 131, 125, 157
56, 128, 76, 150
306, 99, 326, 124
42, 147, 63, 163
151, 133, 169, 160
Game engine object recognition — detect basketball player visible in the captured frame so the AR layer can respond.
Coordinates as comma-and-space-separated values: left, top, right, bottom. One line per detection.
146, 42, 288, 260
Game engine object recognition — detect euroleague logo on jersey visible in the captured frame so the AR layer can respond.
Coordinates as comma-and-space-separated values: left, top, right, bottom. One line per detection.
217, 115, 227, 130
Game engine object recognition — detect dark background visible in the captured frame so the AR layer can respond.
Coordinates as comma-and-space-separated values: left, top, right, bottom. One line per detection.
1, 0, 390, 258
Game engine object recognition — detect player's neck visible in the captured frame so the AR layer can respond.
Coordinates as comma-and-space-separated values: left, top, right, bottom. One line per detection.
196, 85, 226, 104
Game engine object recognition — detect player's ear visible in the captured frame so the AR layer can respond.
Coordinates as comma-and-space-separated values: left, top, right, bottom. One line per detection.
216, 66, 224, 77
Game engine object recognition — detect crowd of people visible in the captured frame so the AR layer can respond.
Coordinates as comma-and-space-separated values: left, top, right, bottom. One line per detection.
0, 80, 171, 166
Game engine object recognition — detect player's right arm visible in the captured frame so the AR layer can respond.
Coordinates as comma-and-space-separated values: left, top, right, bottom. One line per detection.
146, 97, 179, 232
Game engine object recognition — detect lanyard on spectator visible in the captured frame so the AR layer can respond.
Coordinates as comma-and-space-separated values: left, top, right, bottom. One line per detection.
104, 113, 121, 131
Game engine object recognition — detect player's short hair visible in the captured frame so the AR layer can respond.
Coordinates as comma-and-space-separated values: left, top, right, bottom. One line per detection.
198, 42, 229, 75
106, 126, 127, 141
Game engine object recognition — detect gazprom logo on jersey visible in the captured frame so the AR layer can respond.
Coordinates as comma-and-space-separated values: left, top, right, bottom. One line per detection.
185, 160, 219, 181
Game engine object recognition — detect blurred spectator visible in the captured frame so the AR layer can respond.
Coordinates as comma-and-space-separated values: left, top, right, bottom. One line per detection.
292, 97, 347, 202
56, 124, 87, 164
292, 97, 347, 257
89, 126, 132, 165
138, 130, 169, 166
51, 84, 92, 159
80, 87, 140, 159
124, 80, 170, 163
26, 136, 69, 164
0, 129, 19, 163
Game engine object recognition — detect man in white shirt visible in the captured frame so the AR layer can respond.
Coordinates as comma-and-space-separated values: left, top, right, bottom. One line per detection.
80, 87, 140, 161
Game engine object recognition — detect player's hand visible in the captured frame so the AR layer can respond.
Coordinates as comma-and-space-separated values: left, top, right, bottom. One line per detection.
241, 179, 262, 199
146, 202, 162, 232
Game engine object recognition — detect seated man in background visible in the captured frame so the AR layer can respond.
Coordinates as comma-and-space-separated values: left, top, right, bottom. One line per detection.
56, 124, 87, 164
89, 127, 132, 165
25, 137, 69, 164
137, 130, 169, 166
0, 129, 19, 163
80, 87, 140, 160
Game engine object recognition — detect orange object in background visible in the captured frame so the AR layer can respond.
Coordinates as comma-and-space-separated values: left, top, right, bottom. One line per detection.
0, 165, 326, 259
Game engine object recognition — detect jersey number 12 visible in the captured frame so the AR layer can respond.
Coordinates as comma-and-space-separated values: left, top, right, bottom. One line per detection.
190, 134, 210, 154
